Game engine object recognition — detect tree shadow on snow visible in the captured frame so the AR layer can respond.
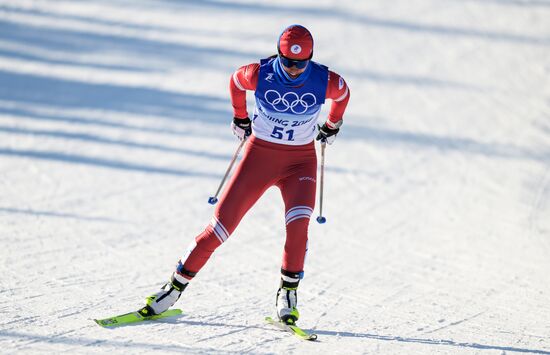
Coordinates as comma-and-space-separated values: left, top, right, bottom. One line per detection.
2, 2, 547, 178
155, 0, 550, 47
0, 70, 229, 123
449, 0, 550, 8
0, 147, 221, 179
0, 207, 130, 224
0, 16, 261, 72
0, 124, 233, 161
340, 122, 550, 165
0, 70, 233, 177
0, 5, 256, 175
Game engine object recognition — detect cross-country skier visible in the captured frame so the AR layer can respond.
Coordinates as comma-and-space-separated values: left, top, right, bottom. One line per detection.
141, 24, 350, 325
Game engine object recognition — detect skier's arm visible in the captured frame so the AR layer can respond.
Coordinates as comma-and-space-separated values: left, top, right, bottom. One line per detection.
229, 63, 260, 119
325, 70, 350, 129
316, 71, 350, 144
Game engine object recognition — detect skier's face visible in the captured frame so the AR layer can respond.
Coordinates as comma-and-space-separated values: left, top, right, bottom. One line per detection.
281, 61, 308, 78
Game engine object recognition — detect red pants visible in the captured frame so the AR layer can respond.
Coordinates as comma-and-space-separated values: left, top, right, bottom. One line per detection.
180, 135, 317, 277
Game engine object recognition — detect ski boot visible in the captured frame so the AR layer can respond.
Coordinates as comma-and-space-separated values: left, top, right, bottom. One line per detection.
138, 273, 189, 317
276, 270, 302, 324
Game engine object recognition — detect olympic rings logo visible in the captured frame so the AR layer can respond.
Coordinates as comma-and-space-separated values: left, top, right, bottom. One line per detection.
264, 90, 317, 114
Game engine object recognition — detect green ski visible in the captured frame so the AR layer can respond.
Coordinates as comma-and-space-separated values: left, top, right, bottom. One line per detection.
94, 308, 182, 328
265, 316, 318, 341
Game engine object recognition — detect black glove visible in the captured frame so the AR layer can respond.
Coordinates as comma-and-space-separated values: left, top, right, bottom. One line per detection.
231, 116, 252, 141
316, 122, 339, 144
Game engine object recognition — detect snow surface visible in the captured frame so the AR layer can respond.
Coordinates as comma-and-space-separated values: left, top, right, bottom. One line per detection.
1, 0, 549, 354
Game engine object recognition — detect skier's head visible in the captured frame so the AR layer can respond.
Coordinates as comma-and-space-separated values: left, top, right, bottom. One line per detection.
277, 25, 314, 62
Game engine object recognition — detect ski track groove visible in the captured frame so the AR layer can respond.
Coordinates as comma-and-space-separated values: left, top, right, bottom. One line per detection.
422, 311, 487, 335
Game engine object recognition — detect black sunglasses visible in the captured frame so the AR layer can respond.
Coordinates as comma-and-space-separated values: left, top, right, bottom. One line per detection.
278, 54, 309, 69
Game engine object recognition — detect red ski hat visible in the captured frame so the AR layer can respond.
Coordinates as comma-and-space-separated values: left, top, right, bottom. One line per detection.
277, 25, 314, 60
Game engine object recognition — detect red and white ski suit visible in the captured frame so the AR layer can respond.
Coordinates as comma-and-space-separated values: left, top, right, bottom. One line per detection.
177, 60, 350, 279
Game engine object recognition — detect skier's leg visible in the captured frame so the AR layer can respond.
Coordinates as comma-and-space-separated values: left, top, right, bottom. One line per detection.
278, 159, 317, 274
275, 149, 317, 323
179, 140, 278, 275
145, 139, 277, 314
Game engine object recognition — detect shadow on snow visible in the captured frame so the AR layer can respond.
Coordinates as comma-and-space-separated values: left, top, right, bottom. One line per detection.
341, 123, 550, 164
0, 147, 221, 179
313, 329, 550, 354
155, 0, 549, 47
0, 70, 228, 123
0, 207, 130, 224
0, 330, 239, 354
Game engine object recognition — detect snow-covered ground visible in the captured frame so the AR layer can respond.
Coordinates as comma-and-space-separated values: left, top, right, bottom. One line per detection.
1, 0, 549, 353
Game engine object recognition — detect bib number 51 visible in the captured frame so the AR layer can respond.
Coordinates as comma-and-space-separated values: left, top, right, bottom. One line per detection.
271, 126, 294, 141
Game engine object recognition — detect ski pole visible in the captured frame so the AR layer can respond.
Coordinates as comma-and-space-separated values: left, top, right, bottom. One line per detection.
316, 142, 327, 224
208, 138, 247, 205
